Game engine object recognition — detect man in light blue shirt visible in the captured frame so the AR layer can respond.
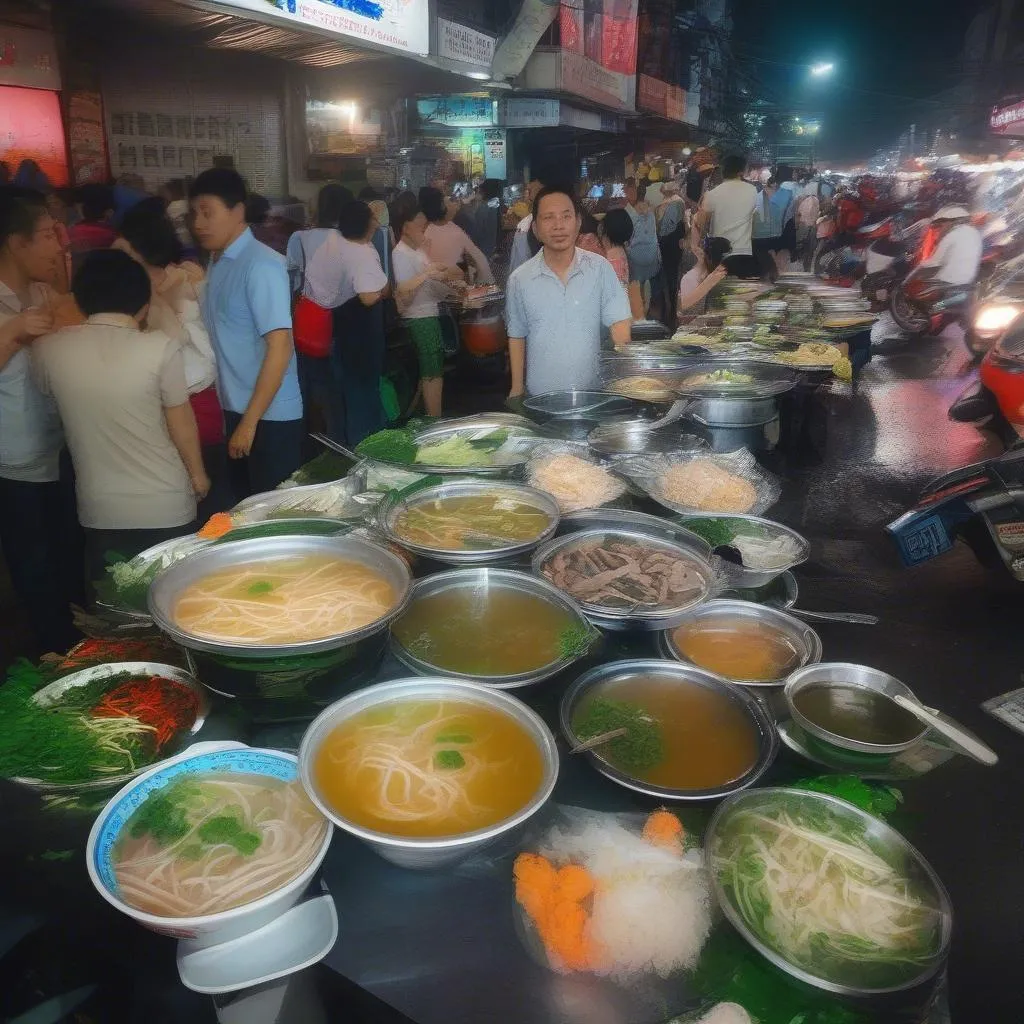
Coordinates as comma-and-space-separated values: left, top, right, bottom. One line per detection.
191, 169, 302, 498
506, 187, 632, 399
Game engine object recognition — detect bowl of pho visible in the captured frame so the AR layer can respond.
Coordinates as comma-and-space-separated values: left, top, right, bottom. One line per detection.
391, 569, 599, 689
706, 787, 952, 995
87, 743, 333, 948
299, 678, 559, 869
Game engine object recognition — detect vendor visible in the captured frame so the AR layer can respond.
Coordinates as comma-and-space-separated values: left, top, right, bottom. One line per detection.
506, 187, 631, 401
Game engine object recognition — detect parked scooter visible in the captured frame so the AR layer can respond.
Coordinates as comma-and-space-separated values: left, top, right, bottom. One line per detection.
888, 446, 1024, 579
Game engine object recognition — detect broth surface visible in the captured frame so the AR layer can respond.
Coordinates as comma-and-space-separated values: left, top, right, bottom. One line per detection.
393, 494, 550, 551
673, 619, 801, 681
793, 684, 924, 744
393, 587, 575, 675
313, 699, 544, 837
576, 676, 759, 789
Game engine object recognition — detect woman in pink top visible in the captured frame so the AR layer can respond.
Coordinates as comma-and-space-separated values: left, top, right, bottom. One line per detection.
600, 209, 644, 321
420, 187, 494, 284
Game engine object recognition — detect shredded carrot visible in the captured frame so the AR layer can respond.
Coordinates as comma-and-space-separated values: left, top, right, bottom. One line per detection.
198, 512, 234, 539
555, 863, 595, 903
642, 809, 685, 852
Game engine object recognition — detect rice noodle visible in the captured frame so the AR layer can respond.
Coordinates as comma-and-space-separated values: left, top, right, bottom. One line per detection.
659, 461, 757, 513
529, 455, 626, 513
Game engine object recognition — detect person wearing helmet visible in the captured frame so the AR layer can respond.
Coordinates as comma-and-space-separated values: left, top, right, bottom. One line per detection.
917, 206, 983, 287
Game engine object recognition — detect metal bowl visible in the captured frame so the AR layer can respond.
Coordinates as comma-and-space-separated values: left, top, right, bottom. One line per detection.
784, 663, 929, 759
148, 534, 412, 658
378, 479, 560, 566
706, 787, 952, 995
14, 662, 209, 794
560, 659, 778, 801
232, 475, 368, 522
298, 677, 560, 869
679, 513, 810, 588
660, 600, 822, 687
532, 525, 716, 632
558, 507, 713, 559
587, 419, 704, 458
522, 390, 636, 423
390, 568, 596, 689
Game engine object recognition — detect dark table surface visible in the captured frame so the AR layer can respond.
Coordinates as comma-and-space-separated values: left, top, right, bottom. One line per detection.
3, 332, 1023, 1023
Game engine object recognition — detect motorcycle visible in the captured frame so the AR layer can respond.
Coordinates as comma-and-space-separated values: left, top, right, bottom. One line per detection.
813, 192, 900, 284
888, 446, 1024, 580
861, 218, 935, 307
888, 272, 975, 337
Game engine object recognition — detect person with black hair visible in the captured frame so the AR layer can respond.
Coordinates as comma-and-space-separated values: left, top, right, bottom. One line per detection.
455, 178, 504, 262
505, 186, 631, 400
68, 183, 118, 273
509, 177, 546, 273
330, 199, 389, 443
161, 178, 193, 248
33, 249, 208, 586
190, 167, 301, 497
599, 209, 644, 320
677, 236, 731, 318
0, 185, 83, 653
691, 154, 759, 278
420, 186, 493, 284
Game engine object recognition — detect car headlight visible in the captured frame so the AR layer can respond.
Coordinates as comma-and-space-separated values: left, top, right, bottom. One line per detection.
974, 304, 1023, 338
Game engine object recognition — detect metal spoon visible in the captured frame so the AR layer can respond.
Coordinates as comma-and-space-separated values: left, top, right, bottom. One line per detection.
890, 694, 999, 766
786, 606, 880, 625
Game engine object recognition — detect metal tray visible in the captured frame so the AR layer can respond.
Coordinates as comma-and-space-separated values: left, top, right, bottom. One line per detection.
408, 416, 542, 475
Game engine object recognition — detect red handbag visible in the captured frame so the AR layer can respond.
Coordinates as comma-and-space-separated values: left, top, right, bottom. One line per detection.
293, 294, 332, 358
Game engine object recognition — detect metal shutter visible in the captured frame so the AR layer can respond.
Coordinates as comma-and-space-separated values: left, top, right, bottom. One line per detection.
101, 43, 285, 195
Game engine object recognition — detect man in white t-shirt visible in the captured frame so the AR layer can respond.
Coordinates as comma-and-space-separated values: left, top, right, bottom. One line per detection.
919, 207, 983, 286
691, 154, 759, 277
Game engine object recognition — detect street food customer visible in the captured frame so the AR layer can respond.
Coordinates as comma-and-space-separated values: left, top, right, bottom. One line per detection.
32, 250, 208, 587
421, 187, 494, 284
506, 186, 631, 400
190, 168, 302, 499
0, 185, 83, 653
690, 154, 759, 278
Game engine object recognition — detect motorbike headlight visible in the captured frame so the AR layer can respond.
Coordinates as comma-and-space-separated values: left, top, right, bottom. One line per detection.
975, 304, 1023, 338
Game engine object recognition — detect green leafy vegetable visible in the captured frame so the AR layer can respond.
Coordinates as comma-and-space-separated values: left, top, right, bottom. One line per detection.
247, 581, 274, 596
356, 428, 418, 464
434, 750, 466, 770
414, 436, 492, 467
129, 785, 194, 844
467, 428, 509, 453
40, 849, 74, 862
572, 697, 663, 773
556, 623, 597, 661
792, 775, 903, 820
198, 815, 262, 855
679, 517, 736, 549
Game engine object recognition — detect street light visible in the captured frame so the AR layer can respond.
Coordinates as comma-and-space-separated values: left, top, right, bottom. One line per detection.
810, 62, 834, 77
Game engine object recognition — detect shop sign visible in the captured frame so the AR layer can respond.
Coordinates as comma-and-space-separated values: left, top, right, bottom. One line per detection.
499, 98, 561, 127
0, 25, 60, 91
637, 75, 687, 122
560, 105, 623, 133
416, 96, 496, 128
554, 0, 638, 111
991, 100, 1024, 136
437, 19, 494, 69
209, 0, 429, 57
484, 128, 506, 178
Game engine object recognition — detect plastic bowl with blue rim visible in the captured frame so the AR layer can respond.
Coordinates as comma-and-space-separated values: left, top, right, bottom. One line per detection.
86, 742, 333, 949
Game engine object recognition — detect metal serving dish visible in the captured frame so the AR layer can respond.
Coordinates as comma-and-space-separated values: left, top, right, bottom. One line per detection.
409, 414, 541, 475
660, 599, 822, 687
706, 787, 952, 996
298, 677, 559, 869
15, 661, 209, 794
558, 507, 713, 558
148, 534, 412, 659
232, 474, 368, 523
587, 419, 704, 458
784, 663, 929, 759
390, 568, 596, 689
531, 523, 716, 632
523, 390, 636, 423
377, 479, 560, 566
679, 513, 810, 588
560, 659, 778, 801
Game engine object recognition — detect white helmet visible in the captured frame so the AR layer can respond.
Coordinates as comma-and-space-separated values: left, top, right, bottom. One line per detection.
933, 205, 971, 222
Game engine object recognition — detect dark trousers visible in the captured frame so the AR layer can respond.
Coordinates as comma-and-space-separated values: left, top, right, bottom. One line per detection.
724, 254, 762, 279
197, 442, 233, 522
223, 412, 303, 501
332, 296, 386, 446
85, 521, 197, 602
0, 456, 84, 656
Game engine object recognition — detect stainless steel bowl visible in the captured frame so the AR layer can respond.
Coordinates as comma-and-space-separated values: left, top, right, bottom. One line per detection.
706, 787, 952, 995
378, 479, 560, 566
560, 659, 778, 801
298, 677, 560, 869
532, 525, 716, 631
522, 390, 636, 423
148, 534, 412, 658
784, 663, 929, 758
15, 661, 209, 794
679, 513, 810, 588
232, 474, 368, 522
660, 599, 822, 687
559, 507, 713, 559
587, 419, 704, 458
390, 568, 596, 689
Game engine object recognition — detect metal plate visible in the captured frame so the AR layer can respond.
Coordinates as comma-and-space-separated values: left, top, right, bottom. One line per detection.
409, 416, 542, 475
587, 420, 704, 458
523, 390, 635, 421
673, 360, 799, 400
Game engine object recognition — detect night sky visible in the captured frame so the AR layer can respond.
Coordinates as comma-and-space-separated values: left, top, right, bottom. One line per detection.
730, 0, 982, 162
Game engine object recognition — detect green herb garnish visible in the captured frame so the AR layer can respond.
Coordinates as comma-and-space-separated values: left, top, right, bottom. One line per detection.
679, 517, 736, 549
435, 733, 472, 744
247, 581, 274, 596
198, 815, 262, 855
556, 623, 597, 660
129, 787, 194, 845
434, 750, 466, 770
573, 697, 663, 773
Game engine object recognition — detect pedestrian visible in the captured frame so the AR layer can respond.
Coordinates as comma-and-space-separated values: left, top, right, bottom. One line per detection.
68, 183, 118, 275
600, 208, 644, 320
32, 250, 208, 588
331, 199, 389, 444
160, 178, 194, 251
455, 178, 504, 262
691, 154, 759, 278
506, 186, 631, 401
656, 181, 686, 322
392, 203, 463, 417
677, 237, 731, 318
626, 184, 661, 315
116, 197, 229, 519
752, 177, 783, 280
287, 183, 353, 435
189, 168, 302, 499
420, 186, 494, 284
0, 185, 84, 654
773, 165, 799, 274
508, 178, 543, 274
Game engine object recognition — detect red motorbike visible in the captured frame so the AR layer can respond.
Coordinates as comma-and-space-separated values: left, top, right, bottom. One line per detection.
813, 182, 900, 284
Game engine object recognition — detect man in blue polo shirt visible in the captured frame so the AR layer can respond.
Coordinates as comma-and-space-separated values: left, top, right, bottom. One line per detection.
505, 186, 631, 399
190, 169, 302, 498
